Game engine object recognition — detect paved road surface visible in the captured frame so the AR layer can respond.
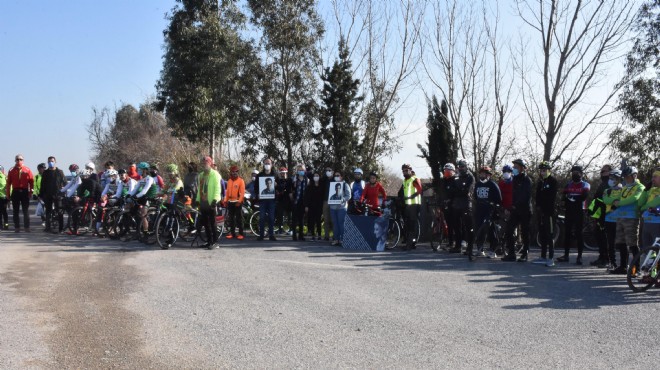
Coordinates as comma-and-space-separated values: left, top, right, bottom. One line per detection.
0, 221, 658, 369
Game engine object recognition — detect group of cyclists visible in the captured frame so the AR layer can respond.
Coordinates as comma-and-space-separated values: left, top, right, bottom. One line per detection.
0, 153, 658, 274
435, 159, 660, 274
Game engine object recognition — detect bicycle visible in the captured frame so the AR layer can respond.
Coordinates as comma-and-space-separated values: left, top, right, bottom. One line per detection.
474, 203, 506, 257
391, 198, 420, 248
426, 201, 448, 252
68, 197, 97, 235
627, 237, 660, 293
354, 199, 401, 250
249, 206, 290, 236
581, 215, 603, 251
137, 198, 166, 245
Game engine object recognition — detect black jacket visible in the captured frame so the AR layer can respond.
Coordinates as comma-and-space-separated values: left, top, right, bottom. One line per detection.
451, 171, 475, 210
535, 175, 558, 216
39, 168, 66, 198
512, 173, 533, 213
254, 171, 277, 203
474, 179, 502, 215
78, 178, 103, 202
304, 181, 325, 209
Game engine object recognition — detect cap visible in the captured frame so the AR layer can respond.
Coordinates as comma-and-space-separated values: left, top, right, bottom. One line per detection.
279, 167, 288, 172
502, 164, 513, 173
512, 158, 528, 168
354, 168, 364, 174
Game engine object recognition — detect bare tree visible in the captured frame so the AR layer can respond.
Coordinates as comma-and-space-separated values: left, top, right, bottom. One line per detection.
515, 0, 636, 163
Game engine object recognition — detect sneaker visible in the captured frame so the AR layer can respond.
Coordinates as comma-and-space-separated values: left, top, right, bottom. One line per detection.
590, 258, 604, 267
501, 254, 516, 262
237, 234, 244, 240
555, 255, 569, 263
487, 251, 497, 259
207, 243, 220, 250
331, 240, 339, 246
596, 260, 609, 268
545, 259, 555, 267
477, 249, 486, 257
517, 254, 528, 262
269, 235, 277, 241
226, 234, 234, 239
609, 265, 627, 275
531, 257, 546, 264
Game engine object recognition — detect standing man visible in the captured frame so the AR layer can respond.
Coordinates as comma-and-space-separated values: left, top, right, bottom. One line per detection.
275, 167, 293, 235
349, 168, 365, 214
40, 156, 66, 233
0, 166, 8, 230
452, 160, 475, 257
533, 161, 558, 266
400, 164, 423, 250
443, 163, 459, 252
473, 166, 502, 260
255, 158, 277, 241
502, 158, 533, 262
556, 165, 591, 265
223, 165, 245, 240
196, 156, 222, 249
6, 154, 34, 232
608, 166, 645, 274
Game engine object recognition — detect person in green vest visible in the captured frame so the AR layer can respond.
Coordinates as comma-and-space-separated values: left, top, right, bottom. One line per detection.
34, 163, 46, 225
0, 165, 8, 230
607, 166, 645, 274
196, 156, 222, 249
399, 163, 423, 251
639, 167, 660, 249
602, 169, 623, 270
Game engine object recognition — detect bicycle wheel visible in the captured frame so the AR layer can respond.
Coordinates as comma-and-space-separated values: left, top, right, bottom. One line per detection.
249, 211, 260, 235
385, 219, 401, 250
78, 209, 95, 235
627, 246, 660, 293
104, 210, 119, 239
582, 219, 599, 251
429, 217, 446, 252
156, 212, 179, 249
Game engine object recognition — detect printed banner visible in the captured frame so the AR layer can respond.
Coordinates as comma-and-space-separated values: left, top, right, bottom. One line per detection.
342, 214, 389, 252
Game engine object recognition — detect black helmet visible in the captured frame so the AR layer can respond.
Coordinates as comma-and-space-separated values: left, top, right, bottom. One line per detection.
37, 163, 47, 170
118, 169, 127, 175
369, 171, 379, 179
538, 161, 552, 170
512, 158, 527, 168
570, 165, 583, 173
622, 166, 638, 177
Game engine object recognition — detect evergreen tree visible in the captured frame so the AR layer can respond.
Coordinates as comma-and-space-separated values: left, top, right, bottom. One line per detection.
156, 0, 257, 159
418, 96, 457, 191
317, 38, 362, 169
612, 0, 660, 170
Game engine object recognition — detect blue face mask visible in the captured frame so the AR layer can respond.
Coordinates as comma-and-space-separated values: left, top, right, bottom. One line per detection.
297, 171, 305, 176
48, 162, 55, 168
71, 172, 76, 177
512, 168, 520, 176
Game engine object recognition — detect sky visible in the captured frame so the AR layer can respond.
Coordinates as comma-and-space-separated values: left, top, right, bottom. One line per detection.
0, 1, 635, 177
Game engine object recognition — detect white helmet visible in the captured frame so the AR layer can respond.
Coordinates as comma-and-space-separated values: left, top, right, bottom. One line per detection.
105, 169, 118, 177
85, 162, 96, 171
80, 169, 94, 177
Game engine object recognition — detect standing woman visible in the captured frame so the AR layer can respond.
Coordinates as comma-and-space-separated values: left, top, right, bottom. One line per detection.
329, 171, 351, 246
0, 166, 8, 230
305, 170, 324, 241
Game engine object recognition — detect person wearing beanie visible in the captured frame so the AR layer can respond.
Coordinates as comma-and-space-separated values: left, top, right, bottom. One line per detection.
224, 165, 245, 240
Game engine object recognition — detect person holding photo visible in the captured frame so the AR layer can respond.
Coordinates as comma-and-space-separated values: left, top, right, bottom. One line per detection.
254, 158, 277, 241
329, 171, 351, 246
305, 170, 324, 241
291, 164, 308, 241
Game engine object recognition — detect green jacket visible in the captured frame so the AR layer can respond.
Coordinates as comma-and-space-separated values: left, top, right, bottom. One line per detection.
639, 186, 660, 211
0, 173, 6, 199
34, 173, 42, 197
196, 169, 222, 205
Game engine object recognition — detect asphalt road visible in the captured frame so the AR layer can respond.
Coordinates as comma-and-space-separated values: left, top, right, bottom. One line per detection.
0, 217, 658, 369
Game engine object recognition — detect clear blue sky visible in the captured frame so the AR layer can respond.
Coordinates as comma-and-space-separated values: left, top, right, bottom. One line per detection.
0, 0, 177, 171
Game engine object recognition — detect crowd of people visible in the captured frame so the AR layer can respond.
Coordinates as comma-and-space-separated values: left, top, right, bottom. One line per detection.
0, 153, 658, 274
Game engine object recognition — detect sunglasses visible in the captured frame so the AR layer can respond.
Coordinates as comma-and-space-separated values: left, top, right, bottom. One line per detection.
15, 158, 23, 162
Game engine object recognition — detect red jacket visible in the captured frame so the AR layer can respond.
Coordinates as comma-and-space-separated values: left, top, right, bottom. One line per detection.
360, 182, 387, 208
6, 166, 34, 198
498, 179, 513, 210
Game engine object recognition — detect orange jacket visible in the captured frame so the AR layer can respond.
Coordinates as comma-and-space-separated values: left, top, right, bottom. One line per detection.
6, 165, 34, 198
224, 177, 245, 204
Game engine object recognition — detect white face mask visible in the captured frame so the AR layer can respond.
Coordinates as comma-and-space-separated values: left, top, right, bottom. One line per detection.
264, 164, 272, 171
479, 178, 488, 183
607, 179, 616, 187
502, 173, 512, 180
326, 171, 333, 178
334, 177, 341, 182
313, 176, 320, 182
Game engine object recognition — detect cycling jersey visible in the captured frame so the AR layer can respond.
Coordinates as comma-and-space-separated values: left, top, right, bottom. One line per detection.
640, 186, 660, 224
34, 173, 42, 196
131, 176, 157, 199
115, 178, 137, 198
498, 178, 513, 209
6, 165, 34, 198
61, 175, 81, 198
603, 186, 623, 222
564, 180, 590, 211
350, 180, 366, 201
196, 169, 222, 205
101, 181, 119, 198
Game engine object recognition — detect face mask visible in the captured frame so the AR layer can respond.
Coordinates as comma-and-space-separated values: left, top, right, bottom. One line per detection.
326, 171, 333, 178
607, 179, 616, 187
251, 176, 256, 182
313, 176, 320, 182
48, 162, 55, 168
443, 170, 454, 178
297, 171, 305, 176
502, 172, 511, 180
71, 172, 76, 177
571, 174, 582, 182
479, 178, 488, 183
264, 164, 272, 171
334, 177, 341, 182
512, 169, 520, 176
541, 171, 550, 179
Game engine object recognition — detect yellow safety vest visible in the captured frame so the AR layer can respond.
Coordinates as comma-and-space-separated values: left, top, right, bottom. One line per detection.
403, 176, 421, 205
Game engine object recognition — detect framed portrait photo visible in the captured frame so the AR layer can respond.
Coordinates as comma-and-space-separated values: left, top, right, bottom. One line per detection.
259, 176, 276, 199
328, 181, 345, 205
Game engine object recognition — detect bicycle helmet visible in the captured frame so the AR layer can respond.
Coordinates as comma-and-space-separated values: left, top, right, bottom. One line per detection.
457, 159, 468, 167
622, 166, 638, 177
105, 169, 118, 177
85, 162, 95, 171
117, 169, 127, 175
279, 167, 288, 172
478, 166, 492, 174
512, 158, 528, 168
443, 163, 455, 171
37, 163, 47, 170
538, 161, 552, 170
354, 168, 364, 175
137, 162, 150, 170
570, 165, 583, 173
80, 169, 93, 177
609, 169, 622, 178
251, 169, 259, 175
502, 164, 513, 173
69, 164, 79, 172
165, 163, 178, 174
